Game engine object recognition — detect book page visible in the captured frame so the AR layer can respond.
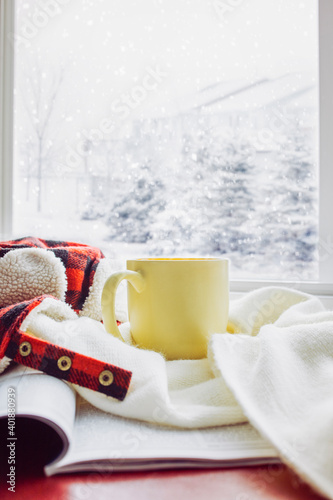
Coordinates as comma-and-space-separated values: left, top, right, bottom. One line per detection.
0, 364, 76, 463
47, 396, 279, 475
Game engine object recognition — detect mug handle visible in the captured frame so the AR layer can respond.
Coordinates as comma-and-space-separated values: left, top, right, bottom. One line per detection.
101, 270, 145, 341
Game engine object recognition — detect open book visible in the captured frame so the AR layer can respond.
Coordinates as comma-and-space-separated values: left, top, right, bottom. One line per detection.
0, 364, 279, 476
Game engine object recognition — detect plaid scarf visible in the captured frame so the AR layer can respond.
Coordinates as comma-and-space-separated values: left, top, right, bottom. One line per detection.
0, 237, 131, 401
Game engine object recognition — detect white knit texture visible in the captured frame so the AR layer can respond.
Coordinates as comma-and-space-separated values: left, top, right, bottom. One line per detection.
210, 290, 333, 500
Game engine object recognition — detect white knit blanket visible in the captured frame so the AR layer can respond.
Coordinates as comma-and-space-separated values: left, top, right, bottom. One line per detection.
0, 249, 332, 499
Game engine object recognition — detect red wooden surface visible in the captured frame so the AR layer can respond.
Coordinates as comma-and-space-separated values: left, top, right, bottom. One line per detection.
0, 417, 327, 500
0, 464, 326, 500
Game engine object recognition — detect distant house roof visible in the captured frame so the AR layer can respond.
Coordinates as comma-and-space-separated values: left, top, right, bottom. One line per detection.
134, 72, 317, 123
191, 72, 317, 114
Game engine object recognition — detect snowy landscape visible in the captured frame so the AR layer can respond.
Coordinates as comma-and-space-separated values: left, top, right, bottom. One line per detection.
12, 0, 319, 281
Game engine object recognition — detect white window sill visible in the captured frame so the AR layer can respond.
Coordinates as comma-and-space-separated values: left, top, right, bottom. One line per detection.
230, 280, 333, 309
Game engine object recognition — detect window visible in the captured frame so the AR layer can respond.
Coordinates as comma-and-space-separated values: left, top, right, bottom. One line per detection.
1, 0, 332, 294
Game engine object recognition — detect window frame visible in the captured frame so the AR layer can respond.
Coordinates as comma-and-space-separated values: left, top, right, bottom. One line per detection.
0, 0, 14, 239
0, 0, 332, 301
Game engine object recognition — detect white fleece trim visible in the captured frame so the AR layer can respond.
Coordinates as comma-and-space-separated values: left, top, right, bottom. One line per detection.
0, 248, 67, 308
80, 258, 128, 322
20, 296, 77, 333
0, 356, 12, 374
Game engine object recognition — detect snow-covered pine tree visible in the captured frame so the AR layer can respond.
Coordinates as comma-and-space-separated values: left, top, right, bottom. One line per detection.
106, 162, 166, 244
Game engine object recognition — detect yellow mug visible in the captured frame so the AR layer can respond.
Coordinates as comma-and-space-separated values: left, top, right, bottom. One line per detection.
101, 258, 229, 360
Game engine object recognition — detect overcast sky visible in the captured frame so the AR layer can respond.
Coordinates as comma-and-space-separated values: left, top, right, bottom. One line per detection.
16, 0, 318, 128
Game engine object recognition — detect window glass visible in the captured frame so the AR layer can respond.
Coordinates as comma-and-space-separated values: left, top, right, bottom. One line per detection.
13, 0, 318, 280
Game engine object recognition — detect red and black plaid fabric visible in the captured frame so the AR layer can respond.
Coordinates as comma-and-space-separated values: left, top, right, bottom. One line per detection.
0, 237, 104, 313
0, 238, 132, 401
